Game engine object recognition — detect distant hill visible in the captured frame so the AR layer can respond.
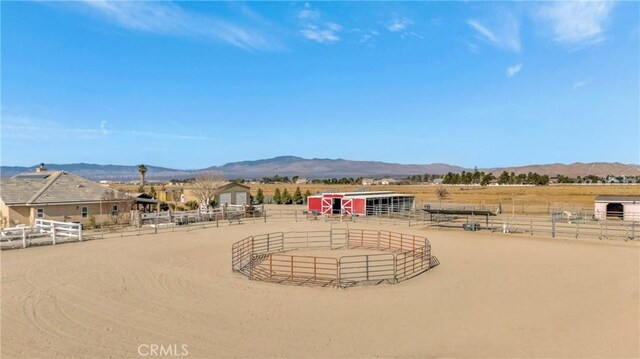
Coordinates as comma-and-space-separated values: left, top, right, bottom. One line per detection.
1, 157, 638, 181
214, 156, 464, 179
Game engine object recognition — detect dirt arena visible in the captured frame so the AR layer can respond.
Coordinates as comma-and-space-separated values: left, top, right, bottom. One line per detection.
2, 221, 638, 358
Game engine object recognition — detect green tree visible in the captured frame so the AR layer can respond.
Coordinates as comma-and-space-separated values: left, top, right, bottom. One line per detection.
292, 187, 303, 204
159, 201, 169, 211
304, 189, 312, 203
149, 186, 157, 198
255, 188, 264, 204
480, 173, 495, 186
498, 171, 510, 185
185, 200, 199, 210
281, 189, 292, 204
137, 185, 145, 193
273, 188, 282, 204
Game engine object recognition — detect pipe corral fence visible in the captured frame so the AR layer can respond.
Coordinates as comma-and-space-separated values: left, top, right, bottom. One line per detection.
232, 229, 440, 288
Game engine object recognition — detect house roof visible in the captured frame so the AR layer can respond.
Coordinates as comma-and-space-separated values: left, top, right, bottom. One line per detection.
595, 195, 640, 202
0, 171, 127, 205
217, 182, 250, 191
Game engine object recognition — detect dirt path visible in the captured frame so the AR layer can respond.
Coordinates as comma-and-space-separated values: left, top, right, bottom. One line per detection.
2, 221, 638, 358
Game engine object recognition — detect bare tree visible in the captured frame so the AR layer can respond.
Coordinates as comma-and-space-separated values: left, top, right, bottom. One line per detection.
167, 188, 183, 211
101, 188, 133, 226
436, 187, 449, 208
190, 171, 225, 209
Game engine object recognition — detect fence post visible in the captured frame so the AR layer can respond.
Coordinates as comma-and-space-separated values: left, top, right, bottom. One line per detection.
530, 219, 533, 236
575, 221, 579, 239
22, 227, 27, 248
51, 225, 56, 245
599, 222, 603, 240
365, 255, 369, 281
78, 224, 83, 241
631, 221, 636, 240
551, 217, 556, 238
393, 254, 397, 283
154, 216, 158, 234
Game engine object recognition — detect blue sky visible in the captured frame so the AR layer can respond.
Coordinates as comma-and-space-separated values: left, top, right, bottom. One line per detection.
2, 1, 639, 169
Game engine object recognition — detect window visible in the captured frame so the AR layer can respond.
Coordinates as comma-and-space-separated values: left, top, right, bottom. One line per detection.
81, 207, 88, 218
111, 205, 118, 216
36, 208, 44, 218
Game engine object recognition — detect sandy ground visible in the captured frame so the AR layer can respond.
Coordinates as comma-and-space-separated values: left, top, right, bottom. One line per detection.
1, 221, 638, 358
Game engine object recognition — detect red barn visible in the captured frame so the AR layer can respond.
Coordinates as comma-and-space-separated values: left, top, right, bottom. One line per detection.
307, 191, 415, 216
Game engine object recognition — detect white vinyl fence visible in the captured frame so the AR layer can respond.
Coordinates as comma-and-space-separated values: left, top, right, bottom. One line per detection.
1, 219, 82, 249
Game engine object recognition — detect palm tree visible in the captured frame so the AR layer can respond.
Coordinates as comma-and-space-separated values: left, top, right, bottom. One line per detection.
138, 164, 147, 187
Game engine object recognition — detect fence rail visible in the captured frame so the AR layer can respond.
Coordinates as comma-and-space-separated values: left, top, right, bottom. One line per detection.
1, 219, 82, 249
231, 229, 438, 288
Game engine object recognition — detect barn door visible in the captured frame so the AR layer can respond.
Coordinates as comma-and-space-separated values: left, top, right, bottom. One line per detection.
321, 198, 332, 215
341, 198, 353, 215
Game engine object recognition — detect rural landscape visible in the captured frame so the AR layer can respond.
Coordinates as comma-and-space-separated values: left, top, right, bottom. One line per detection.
2, 1, 639, 359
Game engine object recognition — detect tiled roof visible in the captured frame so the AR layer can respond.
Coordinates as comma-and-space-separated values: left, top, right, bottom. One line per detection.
0, 171, 126, 205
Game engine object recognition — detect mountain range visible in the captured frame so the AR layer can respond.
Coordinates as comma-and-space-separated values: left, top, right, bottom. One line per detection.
1, 156, 638, 181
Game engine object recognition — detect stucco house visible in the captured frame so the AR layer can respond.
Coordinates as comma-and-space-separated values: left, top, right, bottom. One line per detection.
0, 168, 130, 227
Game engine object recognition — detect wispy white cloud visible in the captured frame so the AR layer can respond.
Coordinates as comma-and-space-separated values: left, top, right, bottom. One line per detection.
467, 20, 498, 44
467, 15, 521, 53
298, 3, 319, 21
300, 25, 340, 43
1, 116, 209, 141
468, 43, 480, 54
506, 63, 523, 77
77, 1, 278, 51
573, 80, 588, 89
537, 2, 614, 46
297, 4, 341, 44
387, 18, 412, 32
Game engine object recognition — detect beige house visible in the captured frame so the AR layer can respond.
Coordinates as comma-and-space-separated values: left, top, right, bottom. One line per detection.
0, 169, 130, 228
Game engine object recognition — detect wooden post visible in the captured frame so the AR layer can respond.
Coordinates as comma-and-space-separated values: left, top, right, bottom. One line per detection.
78, 224, 83, 241
22, 227, 27, 248
51, 225, 56, 245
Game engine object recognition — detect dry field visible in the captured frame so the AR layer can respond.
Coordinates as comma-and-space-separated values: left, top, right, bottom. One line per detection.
2, 221, 638, 358
114, 183, 639, 216
253, 184, 640, 215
